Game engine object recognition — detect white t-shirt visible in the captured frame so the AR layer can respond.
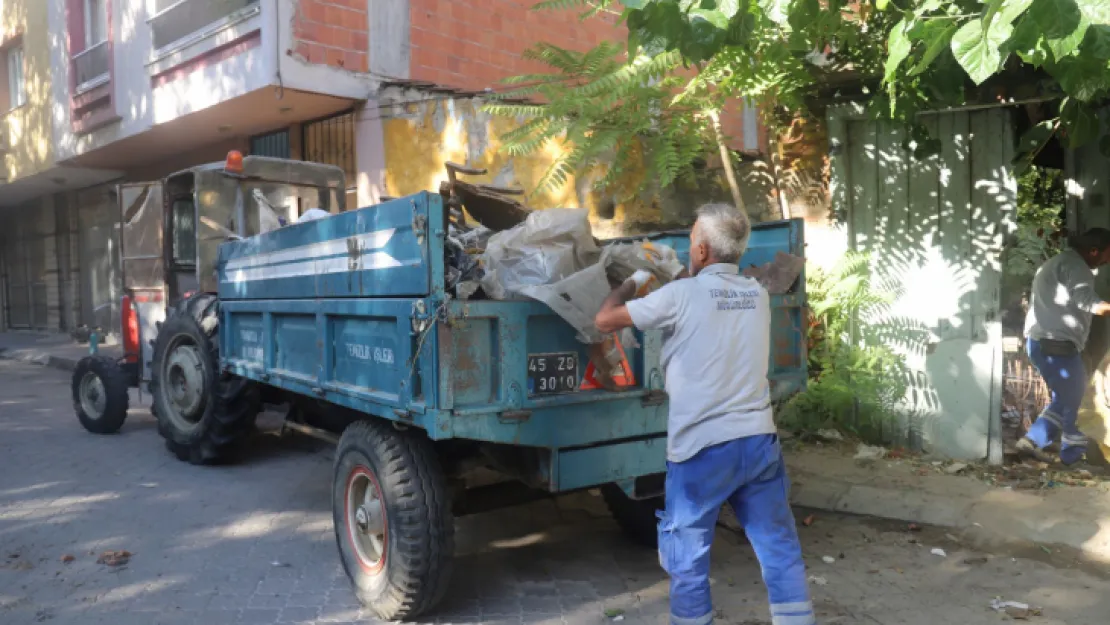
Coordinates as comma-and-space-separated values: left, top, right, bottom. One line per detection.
626, 263, 775, 463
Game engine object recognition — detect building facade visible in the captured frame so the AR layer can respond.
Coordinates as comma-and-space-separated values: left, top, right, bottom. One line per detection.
0, 0, 764, 336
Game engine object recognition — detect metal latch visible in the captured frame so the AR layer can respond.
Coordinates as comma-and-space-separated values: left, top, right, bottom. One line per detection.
641, 390, 668, 407
498, 410, 531, 424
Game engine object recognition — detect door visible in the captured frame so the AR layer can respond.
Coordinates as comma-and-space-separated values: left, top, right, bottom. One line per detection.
3, 210, 52, 331
832, 108, 1014, 461
119, 182, 166, 381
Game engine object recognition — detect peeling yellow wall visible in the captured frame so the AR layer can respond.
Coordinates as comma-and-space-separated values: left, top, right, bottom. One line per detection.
378, 90, 796, 237
378, 91, 768, 237
2, 0, 55, 183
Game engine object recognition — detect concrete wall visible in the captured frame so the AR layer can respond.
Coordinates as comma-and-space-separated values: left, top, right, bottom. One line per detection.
49, 0, 374, 162
2, 0, 56, 183
49, 0, 275, 160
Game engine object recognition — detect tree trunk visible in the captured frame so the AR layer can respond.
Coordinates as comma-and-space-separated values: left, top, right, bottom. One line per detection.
708, 109, 745, 213
767, 129, 791, 221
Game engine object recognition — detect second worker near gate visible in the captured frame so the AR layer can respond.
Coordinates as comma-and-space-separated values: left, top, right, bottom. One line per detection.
594, 203, 815, 625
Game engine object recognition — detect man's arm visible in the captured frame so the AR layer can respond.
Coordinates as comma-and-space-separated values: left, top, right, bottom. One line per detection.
1068, 264, 1110, 315
596, 271, 680, 335
594, 279, 639, 334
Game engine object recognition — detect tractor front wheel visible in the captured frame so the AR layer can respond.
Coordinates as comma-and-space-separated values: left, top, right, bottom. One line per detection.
72, 355, 131, 434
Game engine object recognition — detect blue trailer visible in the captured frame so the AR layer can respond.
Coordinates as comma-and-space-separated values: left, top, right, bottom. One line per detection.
72, 154, 806, 621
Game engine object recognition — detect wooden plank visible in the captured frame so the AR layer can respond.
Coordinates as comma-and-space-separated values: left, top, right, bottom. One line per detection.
873, 119, 912, 442
969, 109, 1016, 464
901, 115, 942, 447
937, 112, 973, 342
847, 120, 879, 252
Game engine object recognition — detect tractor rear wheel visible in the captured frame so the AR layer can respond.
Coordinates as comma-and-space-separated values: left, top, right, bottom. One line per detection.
333, 420, 454, 620
150, 293, 259, 465
72, 355, 131, 434
601, 483, 664, 548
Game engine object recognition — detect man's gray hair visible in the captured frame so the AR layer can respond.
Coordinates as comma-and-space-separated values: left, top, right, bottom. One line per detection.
695, 203, 751, 263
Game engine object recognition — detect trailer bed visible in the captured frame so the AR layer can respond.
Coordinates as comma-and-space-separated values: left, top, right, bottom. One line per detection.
216, 192, 806, 492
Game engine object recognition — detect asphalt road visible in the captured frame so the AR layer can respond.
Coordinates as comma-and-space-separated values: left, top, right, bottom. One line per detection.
1, 359, 1108, 625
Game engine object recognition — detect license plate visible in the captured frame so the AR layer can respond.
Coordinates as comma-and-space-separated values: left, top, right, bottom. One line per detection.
527, 352, 579, 396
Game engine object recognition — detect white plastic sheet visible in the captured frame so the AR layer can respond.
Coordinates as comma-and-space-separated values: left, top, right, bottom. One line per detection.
479, 209, 601, 300
480, 210, 683, 347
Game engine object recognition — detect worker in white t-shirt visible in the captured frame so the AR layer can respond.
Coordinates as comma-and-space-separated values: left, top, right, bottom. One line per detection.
595, 203, 814, 625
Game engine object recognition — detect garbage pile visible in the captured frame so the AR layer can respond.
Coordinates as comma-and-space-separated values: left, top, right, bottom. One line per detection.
444, 181, 805, 389
449, 209, 684, 327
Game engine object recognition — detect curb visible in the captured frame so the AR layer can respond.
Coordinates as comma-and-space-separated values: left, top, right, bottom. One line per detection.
0, 348, 80, 373
787, 471, 1110, 564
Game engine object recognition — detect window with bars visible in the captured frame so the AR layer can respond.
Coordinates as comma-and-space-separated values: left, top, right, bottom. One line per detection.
302, 111, 358, 210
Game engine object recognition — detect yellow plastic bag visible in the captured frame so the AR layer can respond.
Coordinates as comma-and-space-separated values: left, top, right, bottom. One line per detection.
1077, 351, 1110, 462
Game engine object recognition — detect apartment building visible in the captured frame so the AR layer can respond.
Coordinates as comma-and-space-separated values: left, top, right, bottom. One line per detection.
0, 0, 763, 335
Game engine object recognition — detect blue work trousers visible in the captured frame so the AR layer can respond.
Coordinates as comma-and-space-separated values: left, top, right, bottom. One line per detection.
658, 434, 814, 625
1026, 338, 1089, 464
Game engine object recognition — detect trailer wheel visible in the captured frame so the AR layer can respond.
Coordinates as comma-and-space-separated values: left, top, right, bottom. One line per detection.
149, 293, 260, 465
601, 484, 664, 548
333, 420, 454, 621
72, 355, 131, 434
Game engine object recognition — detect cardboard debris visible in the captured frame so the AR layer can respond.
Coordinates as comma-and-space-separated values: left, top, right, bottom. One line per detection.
452, 180, 532, 231
743, 251, 805, 294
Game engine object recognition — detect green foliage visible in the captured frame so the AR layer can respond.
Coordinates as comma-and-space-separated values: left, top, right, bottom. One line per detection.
488, 1, 1110, 203
778, 253, 911, 442
1005, 166, 1065, 289
486, 40, 715, 196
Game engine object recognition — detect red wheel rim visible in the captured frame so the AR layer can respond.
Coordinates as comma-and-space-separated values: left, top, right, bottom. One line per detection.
344, 465, 388, 574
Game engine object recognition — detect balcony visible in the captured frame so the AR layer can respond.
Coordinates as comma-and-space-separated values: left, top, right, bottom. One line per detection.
150, 0, 261, 54
72, 41, 110, 93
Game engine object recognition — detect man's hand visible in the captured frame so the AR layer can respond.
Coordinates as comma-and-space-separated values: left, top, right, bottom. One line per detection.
1095, 301, 1110, 316
594, 276, 642, 334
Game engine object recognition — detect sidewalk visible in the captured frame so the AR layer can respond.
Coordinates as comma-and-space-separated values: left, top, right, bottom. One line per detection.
0, 332, 121, 372
785, 442, 1110, 564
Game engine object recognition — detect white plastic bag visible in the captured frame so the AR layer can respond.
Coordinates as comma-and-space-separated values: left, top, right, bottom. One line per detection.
480, 209, 600, 300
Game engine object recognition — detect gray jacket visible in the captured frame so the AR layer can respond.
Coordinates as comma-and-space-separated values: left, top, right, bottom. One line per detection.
1024, 249, 1106, 350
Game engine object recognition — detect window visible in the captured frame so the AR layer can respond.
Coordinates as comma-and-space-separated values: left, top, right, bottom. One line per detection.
250, 130, 291, 159
5, 46, 24, 110
171, 199, 197, 266
151, 0, 260, 52
85, 0, 108, 46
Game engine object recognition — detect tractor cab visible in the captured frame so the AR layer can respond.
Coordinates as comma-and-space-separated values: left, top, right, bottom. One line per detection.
78, 153, 346, 427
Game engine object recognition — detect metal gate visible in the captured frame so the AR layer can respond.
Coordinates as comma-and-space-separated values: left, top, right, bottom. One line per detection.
829, 106, 1015, 462
302, 110, 357, 210
2, 210, 52, 330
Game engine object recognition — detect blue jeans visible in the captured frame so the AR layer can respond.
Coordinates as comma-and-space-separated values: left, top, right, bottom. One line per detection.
1026, 338, 1089, 464
658, 434, 813, 625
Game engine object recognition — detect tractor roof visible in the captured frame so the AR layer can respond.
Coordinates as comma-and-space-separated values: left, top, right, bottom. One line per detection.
170, 155, 347, 189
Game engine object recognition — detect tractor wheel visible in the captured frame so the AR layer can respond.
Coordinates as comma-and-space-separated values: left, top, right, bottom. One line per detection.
149, 293, 260, 465
601, 483, 664, 548
72, 355, 131, 434
333, 420, 454, 621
